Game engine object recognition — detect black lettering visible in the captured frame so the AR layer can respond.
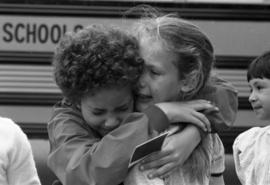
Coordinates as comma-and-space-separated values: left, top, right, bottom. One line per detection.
38, 24, 49, 43
15, 23, 25, 43
27, 23, 36, 43
74, 25, 83, 32
63, 24, 67, 35
3, 23, 13, 42
51, 24, 61, 44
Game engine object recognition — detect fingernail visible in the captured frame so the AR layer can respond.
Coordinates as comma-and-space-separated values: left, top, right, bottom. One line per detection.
148, 174, 153, 179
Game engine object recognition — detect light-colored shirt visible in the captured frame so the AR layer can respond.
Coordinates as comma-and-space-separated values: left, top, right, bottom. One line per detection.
233, 126, 270, 185
0, 116, 41, 185
125, 133, 225, 185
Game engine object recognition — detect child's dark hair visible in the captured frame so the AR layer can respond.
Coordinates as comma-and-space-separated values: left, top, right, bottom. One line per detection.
247, 50, 270, 82
53, 24, 144, 104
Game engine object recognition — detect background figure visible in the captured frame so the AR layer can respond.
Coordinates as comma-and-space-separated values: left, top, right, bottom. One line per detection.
233, 51, 270, 185
0, 116, 41, 185
125, 11, 238, 185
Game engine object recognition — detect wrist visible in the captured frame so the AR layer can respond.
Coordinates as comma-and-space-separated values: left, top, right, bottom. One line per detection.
185, 124, 202, 145
142, 104, 170, 132
155, 103, 173, 122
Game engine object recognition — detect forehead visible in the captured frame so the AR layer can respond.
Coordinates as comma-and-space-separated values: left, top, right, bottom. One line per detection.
139, 38, 179, 67
84, 86, 133, 106
249, 78, 270, 86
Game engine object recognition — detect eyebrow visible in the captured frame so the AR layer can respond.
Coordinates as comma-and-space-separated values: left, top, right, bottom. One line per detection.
117, 98, 133, 108
90, 97, 133, 110
250, 79, 266, 86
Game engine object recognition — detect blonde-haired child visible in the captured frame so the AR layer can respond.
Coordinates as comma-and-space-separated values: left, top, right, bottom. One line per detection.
125, 10, 238, 185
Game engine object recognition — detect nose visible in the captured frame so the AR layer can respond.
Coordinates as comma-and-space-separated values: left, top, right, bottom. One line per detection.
104, 116, 121, 130
137, 71, 147, 89
248, 90, 257, 103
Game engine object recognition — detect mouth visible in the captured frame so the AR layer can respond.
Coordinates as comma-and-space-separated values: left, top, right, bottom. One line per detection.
252, 105, 262, 111
136, 93, 152, 103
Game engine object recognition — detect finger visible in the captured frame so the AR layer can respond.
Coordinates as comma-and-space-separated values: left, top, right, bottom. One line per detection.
159, 166, 179, 179
181, 111, 208, 132
141, 150, 171, 164
192, 111, 211, 132
194, 103, 215, 112
187, 99, 210, 105
203, 106, 220, 114
140, 152, 174, 170
147, 162, 178, 179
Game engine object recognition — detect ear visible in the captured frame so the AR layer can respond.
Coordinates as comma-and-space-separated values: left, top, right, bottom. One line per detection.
179, 70, 200, 93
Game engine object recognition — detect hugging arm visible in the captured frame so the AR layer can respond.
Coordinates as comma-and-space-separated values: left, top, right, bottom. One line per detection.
139, 77, 238, 178
47, 101, 170, 185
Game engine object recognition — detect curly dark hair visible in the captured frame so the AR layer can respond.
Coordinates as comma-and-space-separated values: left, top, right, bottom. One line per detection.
53, 24, 144, 103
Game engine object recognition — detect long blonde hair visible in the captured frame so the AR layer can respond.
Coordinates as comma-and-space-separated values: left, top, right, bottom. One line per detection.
131, 9, 214, 183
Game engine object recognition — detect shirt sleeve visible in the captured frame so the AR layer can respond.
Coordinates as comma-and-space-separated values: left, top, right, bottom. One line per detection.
47, 102, 170, 185
233, 127, 270, 185
4, 118, 41, 185
210, 133, 225, 175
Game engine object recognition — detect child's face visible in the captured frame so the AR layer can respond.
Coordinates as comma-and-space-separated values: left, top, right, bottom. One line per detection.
80, 86, 134, 136
136, 38, 182, 111
249, 77, 270, 120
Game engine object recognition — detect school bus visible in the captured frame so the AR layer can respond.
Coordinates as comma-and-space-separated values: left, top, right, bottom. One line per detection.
1, 0, 270, 152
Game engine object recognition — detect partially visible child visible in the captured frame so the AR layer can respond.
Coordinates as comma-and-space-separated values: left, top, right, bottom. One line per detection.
0, 116, 41, 185
233, 51, 270, 185
47, 24, 215, 185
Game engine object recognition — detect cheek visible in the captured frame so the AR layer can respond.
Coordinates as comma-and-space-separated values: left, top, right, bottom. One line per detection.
154, 81, 179, 102
263, 99, 270, 115
81, 110, 104, 128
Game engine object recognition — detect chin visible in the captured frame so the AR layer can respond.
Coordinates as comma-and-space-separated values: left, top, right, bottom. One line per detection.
136, 102, 151, 111
255, 112, 269, 121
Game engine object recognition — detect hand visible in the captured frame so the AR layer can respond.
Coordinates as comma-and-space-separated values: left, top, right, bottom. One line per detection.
156, 100, 219, 132
138, 125, 201, 179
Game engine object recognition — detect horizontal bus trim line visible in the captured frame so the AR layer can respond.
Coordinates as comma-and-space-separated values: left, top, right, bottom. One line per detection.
18, 122, 48, 139
0, 51, 53, 65
0, 51, 256, 68
0, 93, 251, 110
0, 93, 62, 106
18, 121, 251, 153
0, 2, 270, 21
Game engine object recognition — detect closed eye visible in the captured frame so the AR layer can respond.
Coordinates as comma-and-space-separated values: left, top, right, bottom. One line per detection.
115, 105, 129, 112
92, 109, 106, 116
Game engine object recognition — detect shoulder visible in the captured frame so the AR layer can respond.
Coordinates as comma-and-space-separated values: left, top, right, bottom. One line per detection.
199, 75, 238, 102
0, 116, 31, 155
0, 116, 26, 140
48, 100, 99, 143
210, 75, 237, 93
233, 127, 262, 150
208, 134, 225, 174
49, 99, 88, 130
233, 126, 270, 152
